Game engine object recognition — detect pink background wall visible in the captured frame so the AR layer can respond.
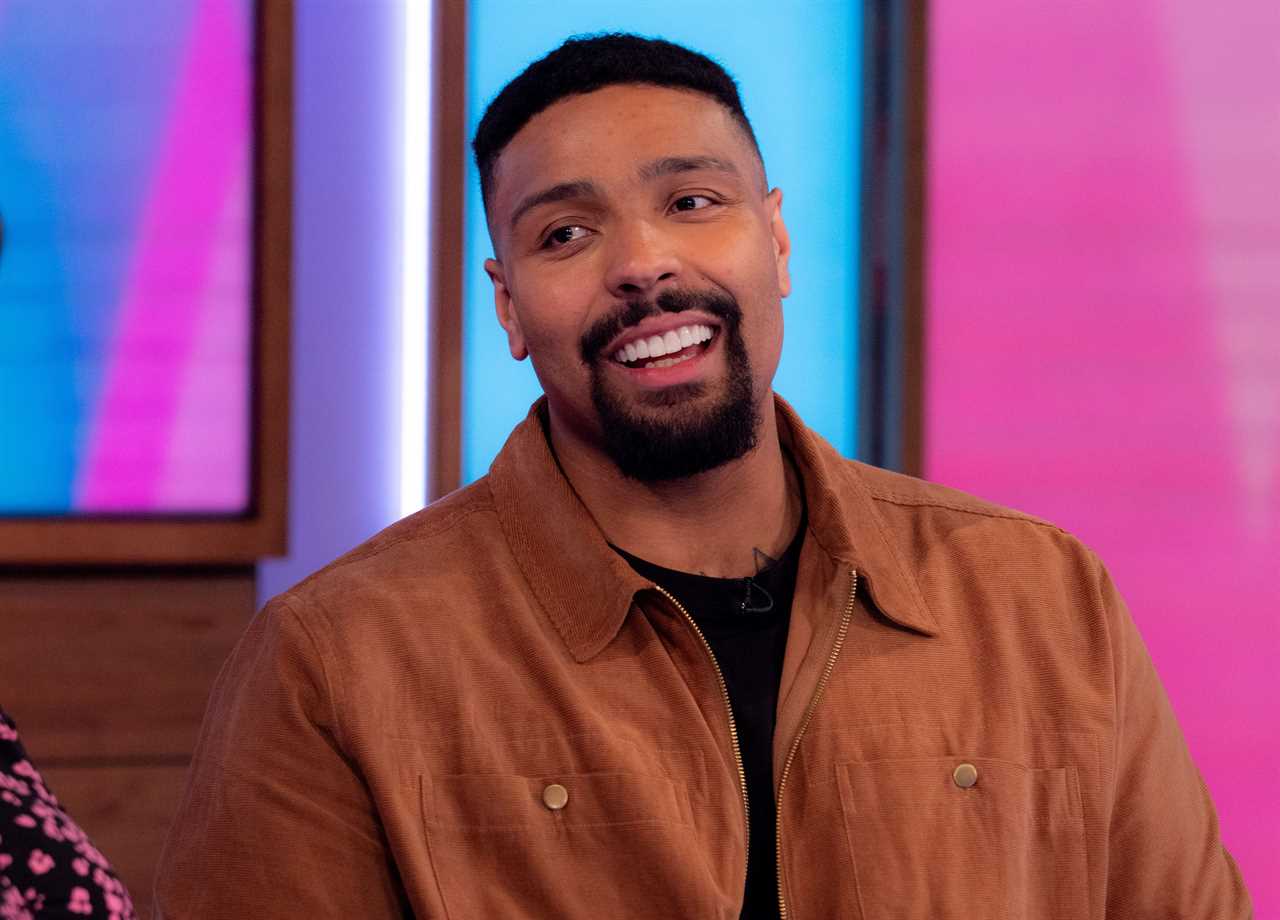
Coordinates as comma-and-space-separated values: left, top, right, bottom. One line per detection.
926, 0, 1278, 911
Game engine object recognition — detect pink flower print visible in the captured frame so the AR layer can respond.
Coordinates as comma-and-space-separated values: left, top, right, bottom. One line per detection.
0, 773, 30, 797
33, 784, 57, 806
105, 891, 128, 912
0, 854, 10, 869
10, 762, 35, 780
0, 887, 34, 920
72, 857, 90, 876
0, 792, 19, 807
0, 723, 17, 742
67, 887, 92, 916
1, 894, 35, 920
26, 850, 53, 875
41, 819, 65, 842
12, 816, 34, 828
16, 888, 44, 914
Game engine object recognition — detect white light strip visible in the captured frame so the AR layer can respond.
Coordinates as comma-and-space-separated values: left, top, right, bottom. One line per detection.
400, 0, 430, 516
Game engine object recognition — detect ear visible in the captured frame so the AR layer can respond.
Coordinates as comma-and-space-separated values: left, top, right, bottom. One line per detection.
486, 258, 528, 360
765, 188, 792, 298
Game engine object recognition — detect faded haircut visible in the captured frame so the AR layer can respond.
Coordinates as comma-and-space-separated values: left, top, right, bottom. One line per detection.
471, 33, 763, 216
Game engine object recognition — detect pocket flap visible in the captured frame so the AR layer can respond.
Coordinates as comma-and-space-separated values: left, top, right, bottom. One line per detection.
424, 770, 690, 830
840, 756, 1081, 824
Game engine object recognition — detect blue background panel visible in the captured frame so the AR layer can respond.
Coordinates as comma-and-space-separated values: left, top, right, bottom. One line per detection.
463, 1, 863, 483
0, 2, 192, 511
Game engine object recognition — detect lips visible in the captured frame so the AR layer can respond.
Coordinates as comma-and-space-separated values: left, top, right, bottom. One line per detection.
612, 323, 715, 368
580, 289, 738, 373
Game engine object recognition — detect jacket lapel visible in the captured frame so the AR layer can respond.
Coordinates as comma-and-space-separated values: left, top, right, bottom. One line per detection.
487, 396, 940, 674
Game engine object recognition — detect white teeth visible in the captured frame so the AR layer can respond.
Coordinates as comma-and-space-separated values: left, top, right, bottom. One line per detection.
614, 324, 716, 365
643, 352, 696, 369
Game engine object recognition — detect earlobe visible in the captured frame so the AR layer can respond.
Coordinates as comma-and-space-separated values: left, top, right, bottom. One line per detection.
767, 188, 792, 298
486, 258, 528, 360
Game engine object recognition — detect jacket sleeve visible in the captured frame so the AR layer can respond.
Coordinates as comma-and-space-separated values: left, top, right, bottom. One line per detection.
1096, 557, 1252, 918
154, 594, 409, 918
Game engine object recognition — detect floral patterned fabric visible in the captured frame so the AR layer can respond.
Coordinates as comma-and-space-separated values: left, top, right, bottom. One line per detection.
0, 709, 135, 919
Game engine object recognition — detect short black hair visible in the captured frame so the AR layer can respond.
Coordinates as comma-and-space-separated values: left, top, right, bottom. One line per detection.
472, 33, 762, 215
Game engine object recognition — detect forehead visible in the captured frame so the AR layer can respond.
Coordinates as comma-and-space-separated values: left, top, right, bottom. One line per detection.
489, 84, 760, 217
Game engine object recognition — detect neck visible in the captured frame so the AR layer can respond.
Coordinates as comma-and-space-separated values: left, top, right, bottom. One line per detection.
546, 396, 803, 578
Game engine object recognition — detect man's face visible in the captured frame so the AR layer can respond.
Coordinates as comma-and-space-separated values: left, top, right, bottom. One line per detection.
484, 83, 791, 480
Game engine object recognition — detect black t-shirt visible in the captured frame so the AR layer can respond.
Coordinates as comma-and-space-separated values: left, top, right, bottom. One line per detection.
613, 521, 805, 920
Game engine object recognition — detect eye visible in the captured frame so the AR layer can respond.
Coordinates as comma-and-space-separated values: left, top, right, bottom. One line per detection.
542, 224, 591, 249
671, 194, 715, 212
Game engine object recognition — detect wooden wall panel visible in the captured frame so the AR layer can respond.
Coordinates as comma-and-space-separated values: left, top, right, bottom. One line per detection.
0, 569, 255, 912
40, 765, 191, 920
0, 570, 253, 761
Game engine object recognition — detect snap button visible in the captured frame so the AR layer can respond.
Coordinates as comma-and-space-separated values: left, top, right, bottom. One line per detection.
953, 763, 979, 788
542, 783, 569, 810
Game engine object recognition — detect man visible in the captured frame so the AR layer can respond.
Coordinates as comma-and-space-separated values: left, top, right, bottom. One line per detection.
157, 34, 1251, 919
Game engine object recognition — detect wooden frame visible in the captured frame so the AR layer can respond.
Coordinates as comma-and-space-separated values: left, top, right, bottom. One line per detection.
429, 0, 468, 501
857, 0, 928, 476
0, 1, 292, 565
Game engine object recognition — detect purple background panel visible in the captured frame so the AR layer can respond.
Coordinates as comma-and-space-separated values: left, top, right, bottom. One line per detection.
255, 1, 404, 604
926, 0, 1279, 909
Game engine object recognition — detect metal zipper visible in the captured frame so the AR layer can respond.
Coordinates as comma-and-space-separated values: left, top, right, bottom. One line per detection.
652, 584, 751, 897
775, 568, 858, 920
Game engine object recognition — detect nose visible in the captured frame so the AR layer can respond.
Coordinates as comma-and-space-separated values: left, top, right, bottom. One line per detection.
603, 219, 681, 299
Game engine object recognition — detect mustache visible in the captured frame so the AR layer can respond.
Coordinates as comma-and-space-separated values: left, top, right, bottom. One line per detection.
579, 289, 742, 363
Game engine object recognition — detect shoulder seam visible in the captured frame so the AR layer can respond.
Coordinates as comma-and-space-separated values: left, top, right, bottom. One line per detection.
308, 500, 496, 579
868, 489, 1069, 534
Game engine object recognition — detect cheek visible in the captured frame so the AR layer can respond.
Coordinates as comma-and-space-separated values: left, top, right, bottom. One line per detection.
701, 219, 785, 296
511, 275, 597, 356
693, 218, 762, 270
730, 244, 786, 374
749, 307, 785, 378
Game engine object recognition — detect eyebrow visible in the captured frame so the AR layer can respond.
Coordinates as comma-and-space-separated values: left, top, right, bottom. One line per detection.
509, 179, 600, 232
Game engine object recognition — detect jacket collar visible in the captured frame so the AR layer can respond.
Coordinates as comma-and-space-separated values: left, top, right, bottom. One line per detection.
487, 396, 938, 663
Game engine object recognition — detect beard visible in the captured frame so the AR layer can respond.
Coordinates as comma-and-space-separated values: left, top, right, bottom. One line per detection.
579, 289, 761, 482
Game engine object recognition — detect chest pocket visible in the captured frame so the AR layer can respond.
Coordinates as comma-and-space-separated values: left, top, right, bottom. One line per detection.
837, 757, 1089, 920
422, 770, 731, 920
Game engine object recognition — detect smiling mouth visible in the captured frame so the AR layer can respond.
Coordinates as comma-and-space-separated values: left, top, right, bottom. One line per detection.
610, 323, 716, 369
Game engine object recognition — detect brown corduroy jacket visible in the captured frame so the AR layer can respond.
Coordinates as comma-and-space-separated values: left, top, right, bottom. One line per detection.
156, 397, 1251, 919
